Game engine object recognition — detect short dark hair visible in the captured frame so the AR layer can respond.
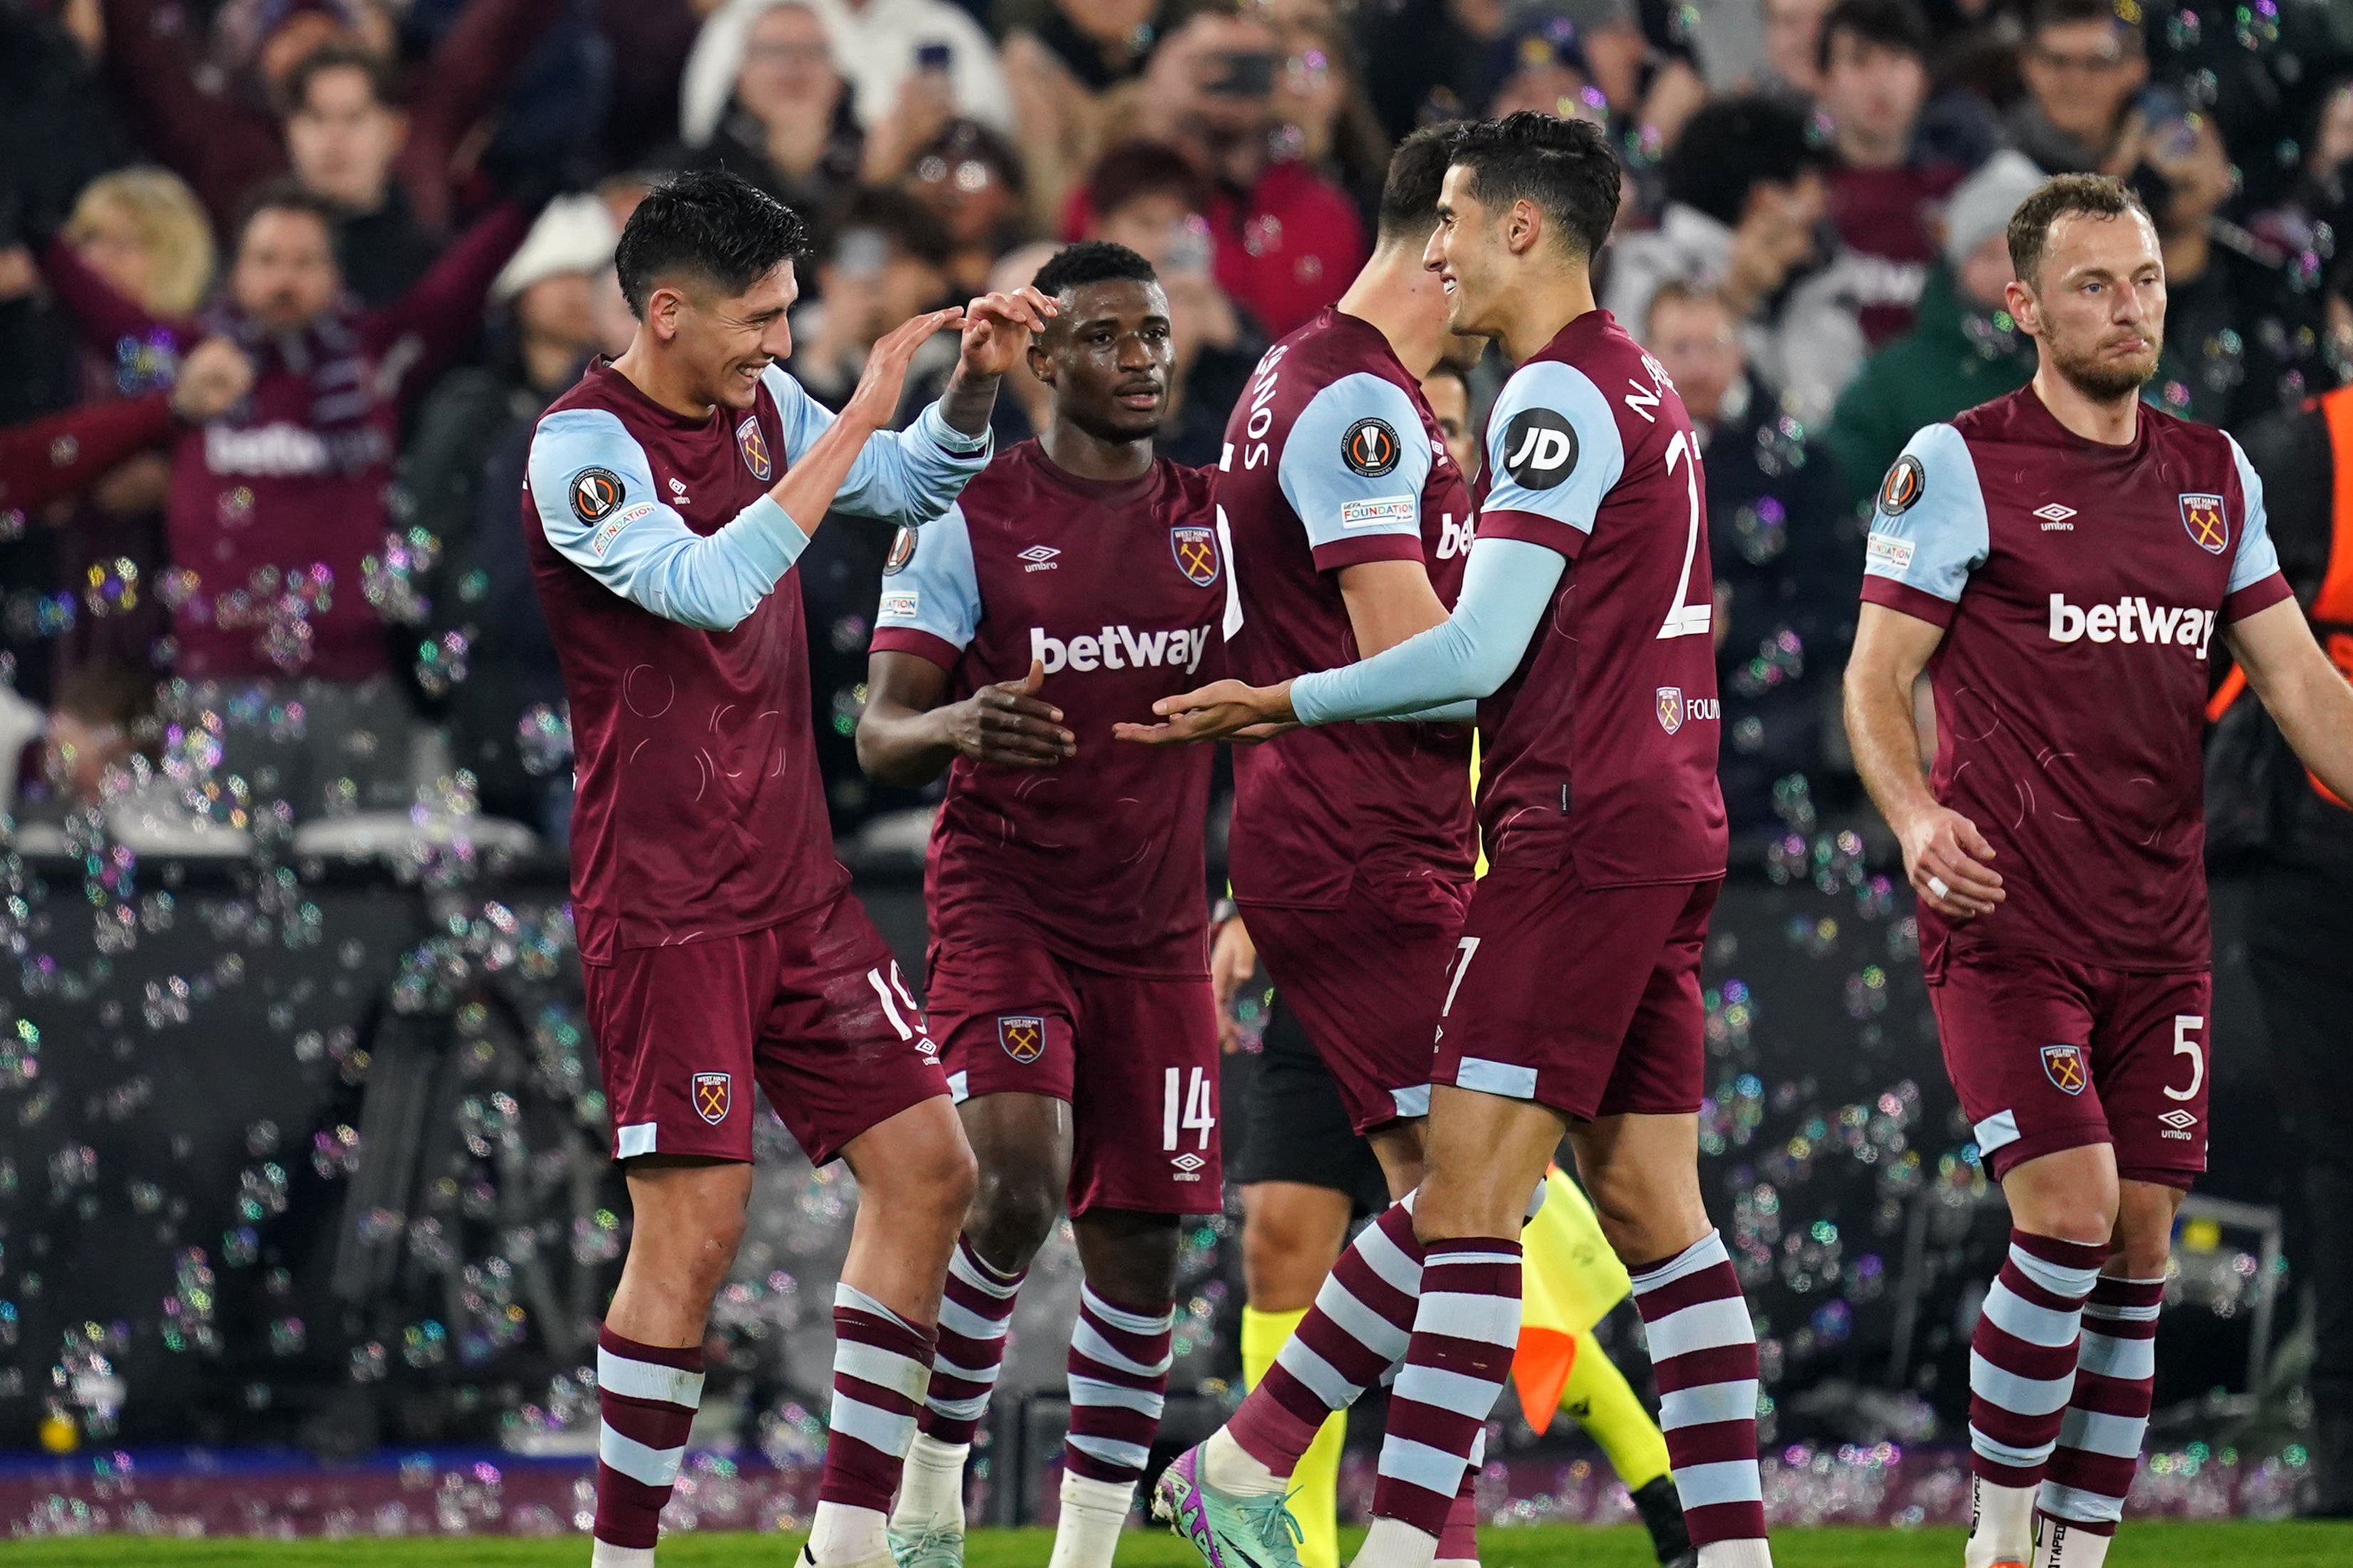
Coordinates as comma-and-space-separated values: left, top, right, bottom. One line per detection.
2027, 0, 2142, 47
1660, 95, 1823, 228
614, 169, 809, 317
1448, 112, 1620, 263
1644, 278, 1732, 335
234, 177, 340, 248
1031, 241, 1158, 301
1817, 0, 1929, 73
1422, 360, 1470, 399
1084, 142, 1207, 223
2007, 172, 2149, 285
281, 45, 402, 117
1375, 124, 1463, 246
824, 186, 953, 271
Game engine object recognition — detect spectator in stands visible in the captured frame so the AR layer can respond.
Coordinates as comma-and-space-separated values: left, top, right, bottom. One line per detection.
1605, 94, 1860, 423
46, 169, 219, 685
898, 119, 1032, 297
92, 0, 566, 236
683, 0, 1012, 157
1823, 149, 2041, 510
37, 180, 531, 821
1268, 4, 1391, 223
1813, 0, 1962, 348
2006, 0, 2145, 174
281, 48, 440, 307
1360, 0, 1510, 137
1647, 280, 1849, 836
997, 0, 1163, 231
1075, 142, 1264, 465
2124, 106, 2324, 428
1759, 0, 1832, 103
1481, 15, 1606, 125
398, 195, 623, 835
787, 186, 958, 409
666, 0, 865, 224
1106, 3, 1363, 337
0, 338, 255, 517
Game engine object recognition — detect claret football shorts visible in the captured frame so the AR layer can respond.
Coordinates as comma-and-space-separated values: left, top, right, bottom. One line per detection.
1432, 864, 1719, 1121
583, 885, 948, 1167
1927, 942, 2211, 1187
923, 935, 1222, 1216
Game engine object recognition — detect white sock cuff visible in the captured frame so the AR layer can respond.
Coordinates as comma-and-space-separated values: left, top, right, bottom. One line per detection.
1079, 1285, 1175, 1335
1630, 1230, 1730, 1291
837, 1280, 918, 1332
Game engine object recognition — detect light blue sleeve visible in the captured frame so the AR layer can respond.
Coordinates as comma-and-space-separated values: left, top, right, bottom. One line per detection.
763, 364, 990, 526
1289, 537, 1566, 725
1479, 359, 1625, 545
1277, 375, 1433, 553
872, 507, 982, 656
1860, 422, 1988, 609
2223, 433, 2285, 597
528, 408, 807, 633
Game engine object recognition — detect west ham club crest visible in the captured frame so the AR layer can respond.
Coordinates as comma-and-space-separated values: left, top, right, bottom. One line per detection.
2040, 1044, 2087, 1096
2179, 493, 2227, 555
737, 415, 773, 482
998, 1016, 1045, 1063
1170, 525, 1220, 587
692, 1071, 732, 1123
1655, 686, 1684, 735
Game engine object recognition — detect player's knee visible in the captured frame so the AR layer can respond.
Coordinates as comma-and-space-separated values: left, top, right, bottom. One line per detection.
967, 1158, 1060, 1263
1241, 1212, 1334, 1307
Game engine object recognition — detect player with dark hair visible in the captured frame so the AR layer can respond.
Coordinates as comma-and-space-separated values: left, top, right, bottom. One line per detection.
1193, 124, 1481, 1567
1844, 172, 2353, 1568
521, 168, 1054, 1568
853, 240, 1226, 1568
1129, 112, 1770, 1568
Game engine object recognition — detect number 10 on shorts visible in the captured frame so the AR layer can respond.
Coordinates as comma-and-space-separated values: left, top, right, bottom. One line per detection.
1163, 1067, 1215, 1151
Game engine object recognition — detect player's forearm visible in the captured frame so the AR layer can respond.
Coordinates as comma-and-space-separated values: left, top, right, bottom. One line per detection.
1843, 666, 1940, 836
937, 366, 1002, 439
770, 407, 887, 535
2253, 641, 2353, 805
854, 701, 958, 786
1292, 537, 1561, 725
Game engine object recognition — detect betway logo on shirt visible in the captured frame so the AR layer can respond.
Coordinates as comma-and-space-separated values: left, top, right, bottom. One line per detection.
2048, 593, 2218, 659
1030, 624, 1212, 675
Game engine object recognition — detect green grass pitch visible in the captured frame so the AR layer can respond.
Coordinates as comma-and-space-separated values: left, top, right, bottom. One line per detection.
6, 1523, 2349, 1567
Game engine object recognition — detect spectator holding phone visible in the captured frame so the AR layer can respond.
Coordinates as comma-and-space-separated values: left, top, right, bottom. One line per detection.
2005, 0, 2147, 173
666, 0, 866, 221
997, 0, 1165, 230
1084, 1, 1363, 337
898, 119, 1034, 297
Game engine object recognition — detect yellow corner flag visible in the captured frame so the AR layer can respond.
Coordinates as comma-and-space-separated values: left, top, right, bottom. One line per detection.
1512, 1164, 1632, 1429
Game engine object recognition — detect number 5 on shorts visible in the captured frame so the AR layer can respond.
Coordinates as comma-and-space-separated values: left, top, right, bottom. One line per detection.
1442, 937, 1481, 1017
2166, 1014, 2205, 1102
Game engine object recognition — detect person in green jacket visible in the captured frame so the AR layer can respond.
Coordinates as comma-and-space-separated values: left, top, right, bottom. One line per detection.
1824, 149, 2044, 512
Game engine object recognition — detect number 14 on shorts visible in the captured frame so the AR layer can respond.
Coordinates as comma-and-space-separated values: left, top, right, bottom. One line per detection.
1163, 1066, 1215, 1174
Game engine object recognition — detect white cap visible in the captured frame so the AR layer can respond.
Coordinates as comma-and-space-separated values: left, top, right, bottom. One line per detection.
493, 195, 622, 303
1941, 150, 2048, 273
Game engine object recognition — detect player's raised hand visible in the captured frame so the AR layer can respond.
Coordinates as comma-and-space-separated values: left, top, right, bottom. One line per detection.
956, 285, 1058, 379
1899, 804, 2003, 922
1113, 679, 1294, 746
840, 305, 966, 433
1209, 912, 1257, 1053
944, 658, 1074, 769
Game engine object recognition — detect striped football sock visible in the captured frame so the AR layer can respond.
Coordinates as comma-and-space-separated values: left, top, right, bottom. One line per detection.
820, 1284, 936, 1517
1629, 1231, 1770, 1561
1969, 1231, 2107, 1487
1367, 1238, 1521, 1549
918, 1237, 1026, 1446
1065, 1285, 1175, 1487
593, 1324, 705, 1553
2038, 1274, 2162, 1537
1434, 1431, 1485, 1566
1225, 1201, 1425, 1477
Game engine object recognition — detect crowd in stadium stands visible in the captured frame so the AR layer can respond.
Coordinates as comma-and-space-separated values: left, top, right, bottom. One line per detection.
3, 0, 2352, 844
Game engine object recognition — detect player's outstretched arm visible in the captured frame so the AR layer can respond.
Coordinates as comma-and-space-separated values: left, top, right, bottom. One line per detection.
1116, 535, 1563, 746
771, 288, 1057, 527
2226, 599, 2353, 801
857, 654, 1074, 784
1843, 604, 2003, 922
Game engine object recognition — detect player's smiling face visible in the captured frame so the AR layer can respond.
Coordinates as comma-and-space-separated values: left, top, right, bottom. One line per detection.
2011, 209, 2166, 402
1030, 278, 1173, 444
1425, 164, 1506, 340
670, 259, 800, 413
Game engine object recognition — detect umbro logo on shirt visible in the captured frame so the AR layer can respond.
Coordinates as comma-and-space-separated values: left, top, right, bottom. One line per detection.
1019, 545, 1060, 572
2035, 503, 2077, 530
